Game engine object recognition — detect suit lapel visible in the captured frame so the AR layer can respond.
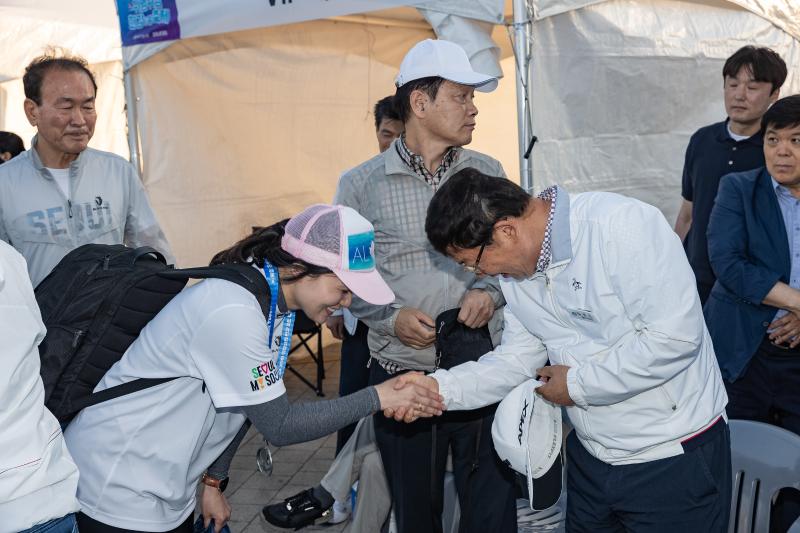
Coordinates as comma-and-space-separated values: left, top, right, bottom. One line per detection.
755, 169, 791, 278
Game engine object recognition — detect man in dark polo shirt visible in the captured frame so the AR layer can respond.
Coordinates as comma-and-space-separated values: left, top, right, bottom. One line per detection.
675, 46, 786, 304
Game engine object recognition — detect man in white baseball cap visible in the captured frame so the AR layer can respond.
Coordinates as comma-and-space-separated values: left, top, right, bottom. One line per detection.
334, 39, 516, 533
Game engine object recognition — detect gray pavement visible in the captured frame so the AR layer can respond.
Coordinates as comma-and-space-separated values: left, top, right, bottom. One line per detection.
223, 340, 350, 533
220, 340, 567, 533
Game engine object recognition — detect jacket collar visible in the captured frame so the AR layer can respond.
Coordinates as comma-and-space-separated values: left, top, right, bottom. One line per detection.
757, 168, 791, 274
28, 134, 85, 175
384, 137, 416, 176
384, 137, 462, 181
548, 186, 572, 267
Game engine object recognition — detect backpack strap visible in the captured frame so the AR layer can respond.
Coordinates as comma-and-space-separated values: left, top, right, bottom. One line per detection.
64, 263, 273, 422
131, 246, 166, 266
70, 377, 175, 413
159, 263, 272, 321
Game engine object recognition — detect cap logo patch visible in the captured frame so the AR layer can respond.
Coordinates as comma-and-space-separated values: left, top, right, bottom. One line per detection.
518, 397, 529, 445
348, 231, 375, 271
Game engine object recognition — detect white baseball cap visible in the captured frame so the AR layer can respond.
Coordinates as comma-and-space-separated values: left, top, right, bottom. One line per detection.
491, 379, 562, 509
395, 39, 498, 92
281, 204, 394, 306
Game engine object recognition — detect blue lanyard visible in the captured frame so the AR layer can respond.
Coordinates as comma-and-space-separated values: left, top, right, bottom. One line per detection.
262, 262, 296, 380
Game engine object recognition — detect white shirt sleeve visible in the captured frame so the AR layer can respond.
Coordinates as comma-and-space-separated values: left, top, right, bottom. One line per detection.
432, 307, 548, 411
189, 302, 286, 408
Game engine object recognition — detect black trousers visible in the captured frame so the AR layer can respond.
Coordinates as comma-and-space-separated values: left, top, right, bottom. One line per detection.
76, 513, 193, 533
336, 320, 371, 454
725, 336, 800, 533
697, 280, 713, 307
725, 337, 800, 434
565, 420, 731, 533
370, 363, 517, 533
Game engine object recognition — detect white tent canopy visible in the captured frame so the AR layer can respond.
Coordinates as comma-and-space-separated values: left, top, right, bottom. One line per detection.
120, 0, 442, 69
0, 0, 799, 267
533, 0, 800, 40
0, 1, 513, 267
111, 1, 512, 266
0, 1, 125, 156
524, 0, 800, 223
0, 0, 120, 83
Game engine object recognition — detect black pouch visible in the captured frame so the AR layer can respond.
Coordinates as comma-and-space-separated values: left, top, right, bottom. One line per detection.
434, 307, 494, 370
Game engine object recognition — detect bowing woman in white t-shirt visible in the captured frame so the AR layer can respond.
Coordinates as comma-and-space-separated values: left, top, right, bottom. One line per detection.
64, 204, 443, 533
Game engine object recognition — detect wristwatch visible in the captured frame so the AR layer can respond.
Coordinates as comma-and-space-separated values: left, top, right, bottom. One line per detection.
201, 472, 229, 493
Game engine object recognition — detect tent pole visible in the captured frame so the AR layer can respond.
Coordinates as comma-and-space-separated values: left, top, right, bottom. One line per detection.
512, 0, 533, 193
123, 69, 143, 176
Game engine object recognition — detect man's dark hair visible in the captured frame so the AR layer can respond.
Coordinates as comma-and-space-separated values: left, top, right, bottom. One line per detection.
426, 167, 530, 255
761, 95, 800, 134
0, 132, 25, 160
723, 46, 787, 94
394, 76, 445, 123
23, 53, 97, 105
374, 95, 400, 130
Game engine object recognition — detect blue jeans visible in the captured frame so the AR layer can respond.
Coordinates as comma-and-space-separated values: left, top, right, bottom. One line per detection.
20, 514, 78, 533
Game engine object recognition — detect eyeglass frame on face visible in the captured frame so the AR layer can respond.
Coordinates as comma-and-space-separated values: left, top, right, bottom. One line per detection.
461, 242, 487, 274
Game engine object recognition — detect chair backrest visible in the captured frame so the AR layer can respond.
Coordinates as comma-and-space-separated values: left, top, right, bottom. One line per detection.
729, 420, 800, 533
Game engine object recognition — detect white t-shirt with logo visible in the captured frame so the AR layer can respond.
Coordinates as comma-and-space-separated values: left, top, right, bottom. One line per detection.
64, 271, 287, 531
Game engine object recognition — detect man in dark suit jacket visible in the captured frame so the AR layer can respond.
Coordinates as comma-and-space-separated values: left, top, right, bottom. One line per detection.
705, 94, 800, 532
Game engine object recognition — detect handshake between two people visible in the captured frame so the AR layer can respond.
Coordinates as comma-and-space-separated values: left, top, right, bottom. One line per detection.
373, 372, 443, 423
372, 364, 576, 424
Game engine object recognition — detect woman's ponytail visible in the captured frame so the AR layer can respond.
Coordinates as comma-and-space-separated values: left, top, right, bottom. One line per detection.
210, 219, 331, 282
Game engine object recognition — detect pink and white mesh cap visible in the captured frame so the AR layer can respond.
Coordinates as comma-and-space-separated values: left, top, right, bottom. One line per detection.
281, 204, 395, 305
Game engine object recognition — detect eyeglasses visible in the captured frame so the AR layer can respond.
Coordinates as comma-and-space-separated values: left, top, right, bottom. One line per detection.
461, 243, 487, 274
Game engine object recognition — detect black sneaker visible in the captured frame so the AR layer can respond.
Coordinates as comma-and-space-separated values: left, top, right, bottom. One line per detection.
262, 488, 332, 530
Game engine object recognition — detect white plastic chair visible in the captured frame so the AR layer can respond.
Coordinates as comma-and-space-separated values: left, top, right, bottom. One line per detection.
728, 419, 800, 533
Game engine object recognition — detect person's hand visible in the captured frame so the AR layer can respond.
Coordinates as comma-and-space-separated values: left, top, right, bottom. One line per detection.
536, 365, 575, 406
325, 315, 345, 340
458, 289, 495, 328
200, 483, 231, 533
769, 311, 800, 348
374, 371, 444, 422
394, 307, 436, 349
382, 372, 442, 422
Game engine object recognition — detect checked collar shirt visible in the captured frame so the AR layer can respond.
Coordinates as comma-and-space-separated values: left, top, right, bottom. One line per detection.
535, 186, 558, 274
395, 133, 459, 188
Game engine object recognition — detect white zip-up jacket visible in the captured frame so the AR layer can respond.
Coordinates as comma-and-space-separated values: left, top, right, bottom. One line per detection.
433, 188, 728, 465
0, 139, 174, 286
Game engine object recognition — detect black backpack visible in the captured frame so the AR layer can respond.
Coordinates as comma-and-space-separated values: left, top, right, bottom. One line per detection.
35, 244, 271, 425
434, 307, 494, 370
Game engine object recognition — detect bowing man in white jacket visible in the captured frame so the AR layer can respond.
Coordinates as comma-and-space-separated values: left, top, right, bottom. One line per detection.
394, 167, 730, 533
